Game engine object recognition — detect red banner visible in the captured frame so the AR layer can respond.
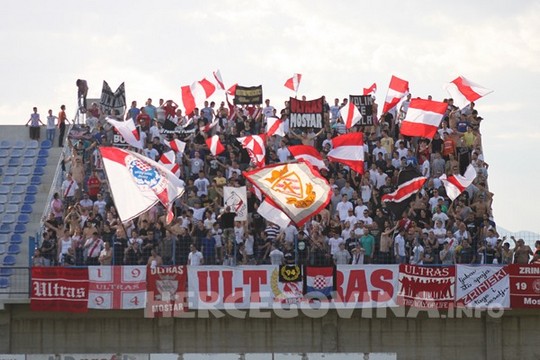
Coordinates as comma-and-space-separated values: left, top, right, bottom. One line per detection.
145, 266, 188, 317
31, 267, 89, 313
397, 264, 455, 309
508, 264, 540, 308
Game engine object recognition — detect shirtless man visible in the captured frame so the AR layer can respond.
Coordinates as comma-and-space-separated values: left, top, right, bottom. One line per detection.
513, 236, 533, 264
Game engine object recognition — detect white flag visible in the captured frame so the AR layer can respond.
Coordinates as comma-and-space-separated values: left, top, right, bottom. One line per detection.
223, 186, 248, 221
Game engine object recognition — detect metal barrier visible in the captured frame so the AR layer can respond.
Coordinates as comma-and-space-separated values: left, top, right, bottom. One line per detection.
0, 267, 30, 298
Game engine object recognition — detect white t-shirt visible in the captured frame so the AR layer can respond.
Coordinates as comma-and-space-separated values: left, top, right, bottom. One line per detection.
328, 236, 344, 255
188, 251, 204, 265
276, 147, 291, 163
336, 201, 353, 222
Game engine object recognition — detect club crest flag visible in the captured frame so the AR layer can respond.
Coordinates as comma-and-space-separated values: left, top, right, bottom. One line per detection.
88, 266, 146, 309
243, 161, 331, 227
99, 146, 185, 223
223, 186, 248, 221
146, 265, 188, 317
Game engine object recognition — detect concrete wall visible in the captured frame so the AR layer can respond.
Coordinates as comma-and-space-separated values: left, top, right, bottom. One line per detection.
3, 305, 540, 359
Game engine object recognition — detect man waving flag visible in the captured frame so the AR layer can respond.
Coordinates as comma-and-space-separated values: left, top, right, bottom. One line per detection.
100, 147, 184, 224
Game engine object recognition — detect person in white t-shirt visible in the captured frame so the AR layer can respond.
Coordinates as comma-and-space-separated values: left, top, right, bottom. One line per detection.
276, 141, 291, 163
193, 171, 210, 197
262, 99, 275, 118
336, 195, 353, 222
188, 244, 204, 265
327, 232, 344, 256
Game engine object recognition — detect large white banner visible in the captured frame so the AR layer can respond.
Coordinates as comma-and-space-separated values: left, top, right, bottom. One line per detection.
223, 186, 248, 221
455, 265, 510, 309
188, 265, 303, 309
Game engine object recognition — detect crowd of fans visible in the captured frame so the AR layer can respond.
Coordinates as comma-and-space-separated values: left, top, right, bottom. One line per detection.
31, 93, 540, 268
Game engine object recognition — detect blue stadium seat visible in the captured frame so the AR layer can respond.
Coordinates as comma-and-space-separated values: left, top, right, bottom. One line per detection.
38, 149, 49, 158
0, 277, 10, 288
0, 140, 10, 150
7, 194, 22, 204
2, 214, 15, 224
0, 235, 8, 244
13, 140, 25, 149
4, 167, 17, 176
15, 176, 29, 186
35, 157, 47, 167
21, 157, 35, 167
13, 224, 26, 234
30, 176, 41, 186
10, 149, 23, 158
26, 185, 38, 195
0, 186, 9, 195
18, 167, 32, 177
0, 149, 9, 158
27, 140, 39, 149
0, 268, 13, 277
0, 245, 6, 256
17, 214, 30, 224
0, 224, 12, 235
0, 195, 7, 204
1, 176, 14, 185
33, 167, 44, 176
10, 234, 22, 244
3, 256, 15, 266
7, 244, 20, 255
40, 139, 52, 149
8, 158, 20, 167
21, 204, 33, 214
5, 205, 18, 214
11, 185, 25, 195
23, 149, 37, 158
24, 194, 36, 204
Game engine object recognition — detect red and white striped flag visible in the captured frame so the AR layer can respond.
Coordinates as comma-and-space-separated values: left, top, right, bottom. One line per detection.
440, 164, 477, 201
266, 116, 286, 137
327, 132, 364, 174
181, 78, 216, 116
163, 138, 186, 154
213, 69, 225, 90
158, 150, 180, 177
284, 73, 302, 92
340, 102, 362, 129
237, 134, 267, 168
288, 145, 328, 171
382, 75, 409, 114
363, 83, 377, 96
200, 118, 219, 133
443, 76, 493, 109
381, 175, 427, 203
106, 118, 144, 149
99, 147, 184, 224
400, 98, 447, 139
227, 83, 237, 96
205, 135, 225, 156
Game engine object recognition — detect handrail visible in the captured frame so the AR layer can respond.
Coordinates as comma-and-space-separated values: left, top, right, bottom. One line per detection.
38, 123, 74, 245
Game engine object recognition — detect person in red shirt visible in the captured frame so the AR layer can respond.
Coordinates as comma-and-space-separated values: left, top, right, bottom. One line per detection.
86, 170, 102, 202
163, 100, 178, 120
136, 107, 151, 131
58, 105, 70, 147
442, 131, 456, 160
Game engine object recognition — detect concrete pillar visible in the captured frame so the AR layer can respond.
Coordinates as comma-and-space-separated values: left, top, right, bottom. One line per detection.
485, 316, 503, 360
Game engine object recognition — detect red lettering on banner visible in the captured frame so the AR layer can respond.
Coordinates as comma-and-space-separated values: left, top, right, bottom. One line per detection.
243, 270, 267, 303
370, 269, 394, 302
197, 270, 220, 303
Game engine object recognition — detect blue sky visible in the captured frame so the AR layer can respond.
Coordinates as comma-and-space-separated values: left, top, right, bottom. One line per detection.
2, 0, 539, 232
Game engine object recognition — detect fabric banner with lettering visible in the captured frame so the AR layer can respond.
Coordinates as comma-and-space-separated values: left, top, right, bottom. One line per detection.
100, 81, 126, 117
508, 264, 540, 309
455, 265, 510, 309
31, 267, 89, 313
223, 186, 248, 221
334, 265, 399, 308
397, 264, 455, 309
349, 95, 374, 126
145, 265, 188, 317
288, 97, 325, 130
188, 266, 305, 309
88, 266, 146, 309
233, 85, 263, 105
